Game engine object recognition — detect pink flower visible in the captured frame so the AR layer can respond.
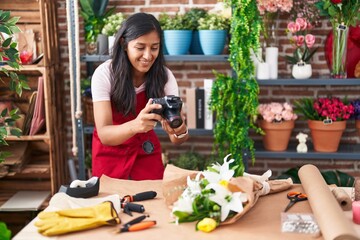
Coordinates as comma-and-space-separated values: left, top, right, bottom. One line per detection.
296, 35, 305, 47
287, 21, 300, 33
295, 18, 307, 30
305, 34, 315, 48
258, 102, 297, 123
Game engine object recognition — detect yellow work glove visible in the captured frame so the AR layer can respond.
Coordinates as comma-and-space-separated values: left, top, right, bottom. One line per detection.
35, 201, 120, 236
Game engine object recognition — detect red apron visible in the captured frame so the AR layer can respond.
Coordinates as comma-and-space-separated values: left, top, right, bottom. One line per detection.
92, 91, 164, 180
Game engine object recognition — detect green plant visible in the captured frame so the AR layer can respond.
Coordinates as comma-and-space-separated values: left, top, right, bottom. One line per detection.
79, 0, 115, 42
169, 152, 205, 171
101, 12, 126, 37
0, 221, 11, 240
277, 167, 354, 187
184, 8, 208, 30
210, 0, 262, 176
0, 10, 29, 163
198, 13, 230, 31
158, 13, 192, 30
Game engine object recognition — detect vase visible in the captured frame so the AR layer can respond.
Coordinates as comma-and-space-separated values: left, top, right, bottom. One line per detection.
262, 12, 279, 48
265, 47, 278, 79
96, 34, 108, 55
308, 120, 346, 152
292, 62, 312, 79
256, 62, 270, 80
259, 120, 295, 151
331, 23, 349, 79
108, 36, 115, 55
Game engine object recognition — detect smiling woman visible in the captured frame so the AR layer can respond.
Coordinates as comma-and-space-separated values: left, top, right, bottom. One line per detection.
90, 13, 189, 181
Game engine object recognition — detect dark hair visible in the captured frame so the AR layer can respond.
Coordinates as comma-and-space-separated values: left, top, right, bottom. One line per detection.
110, 12, 167, 116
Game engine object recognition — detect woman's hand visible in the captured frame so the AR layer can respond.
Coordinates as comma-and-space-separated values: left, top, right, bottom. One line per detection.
161, 110, 189, 144
131, 99, 163, 134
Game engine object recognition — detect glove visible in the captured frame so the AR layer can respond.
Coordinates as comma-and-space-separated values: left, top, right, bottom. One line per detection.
35, 201, 120, 236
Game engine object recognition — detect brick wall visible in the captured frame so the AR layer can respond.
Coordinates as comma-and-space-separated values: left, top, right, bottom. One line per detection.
55, 0, 360, 178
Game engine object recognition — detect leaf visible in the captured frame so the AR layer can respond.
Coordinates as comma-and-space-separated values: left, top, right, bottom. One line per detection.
93, 0, 109, 17
10, 128, 22, 138
0, 25, 11, 35
2, 37, 12, 48
79, 0, 94, 18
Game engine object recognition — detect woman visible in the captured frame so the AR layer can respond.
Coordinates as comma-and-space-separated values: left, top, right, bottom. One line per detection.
91, 13, 189, 180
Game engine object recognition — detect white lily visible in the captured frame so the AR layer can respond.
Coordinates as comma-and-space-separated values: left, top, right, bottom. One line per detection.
206, 183, 248, 221
172, 193, 194, 213
183, 172, 202, 197
202, 154, 235, 184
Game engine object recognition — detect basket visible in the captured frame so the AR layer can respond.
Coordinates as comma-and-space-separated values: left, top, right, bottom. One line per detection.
82, 97, 94, 124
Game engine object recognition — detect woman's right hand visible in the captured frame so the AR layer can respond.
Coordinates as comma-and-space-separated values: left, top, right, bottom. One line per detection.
131, 98, 163, 134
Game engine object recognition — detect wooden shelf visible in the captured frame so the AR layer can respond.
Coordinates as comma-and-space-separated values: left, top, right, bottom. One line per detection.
257, 78, 360, 86
81, 54, 229, 62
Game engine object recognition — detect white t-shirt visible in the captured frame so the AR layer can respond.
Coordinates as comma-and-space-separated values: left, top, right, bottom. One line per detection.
91, 60, 179, 102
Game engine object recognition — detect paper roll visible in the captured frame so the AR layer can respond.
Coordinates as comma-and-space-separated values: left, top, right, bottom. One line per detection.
298, 164, 359, 240
332, 187, 352, 211
355, 178, 360, 201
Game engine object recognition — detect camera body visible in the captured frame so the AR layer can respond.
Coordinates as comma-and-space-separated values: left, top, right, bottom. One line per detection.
151, 95, 183, 128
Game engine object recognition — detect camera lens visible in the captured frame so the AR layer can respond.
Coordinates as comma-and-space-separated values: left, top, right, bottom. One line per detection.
168, 116, 183, 128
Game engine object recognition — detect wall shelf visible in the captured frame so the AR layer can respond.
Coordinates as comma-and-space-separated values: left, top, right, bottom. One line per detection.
81, 54, 229, 62
257, 78, 360, 86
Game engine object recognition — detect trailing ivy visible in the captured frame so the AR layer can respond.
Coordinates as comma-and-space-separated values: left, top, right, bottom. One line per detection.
210, 0, 262, 176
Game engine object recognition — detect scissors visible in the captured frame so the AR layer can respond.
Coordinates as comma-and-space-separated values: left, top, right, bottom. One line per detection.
284, 191, 308, 212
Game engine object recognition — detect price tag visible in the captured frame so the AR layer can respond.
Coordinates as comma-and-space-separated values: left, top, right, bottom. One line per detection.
337, 24, 347, 31
323, 118, 333, 125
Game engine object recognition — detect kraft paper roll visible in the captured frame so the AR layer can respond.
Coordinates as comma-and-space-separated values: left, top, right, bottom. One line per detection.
332, 188, 352, 211
298, 164, 359, 240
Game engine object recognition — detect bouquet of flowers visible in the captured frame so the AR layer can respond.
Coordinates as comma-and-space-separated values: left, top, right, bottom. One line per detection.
257, 102, 298, 123
285, 17, 318, 64
162, 155, 292, 233
294, 96, 354, 122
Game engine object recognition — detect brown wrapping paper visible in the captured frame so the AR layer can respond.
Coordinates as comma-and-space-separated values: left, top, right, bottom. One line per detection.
162, 164, 293, 225
298, 164, 359, 240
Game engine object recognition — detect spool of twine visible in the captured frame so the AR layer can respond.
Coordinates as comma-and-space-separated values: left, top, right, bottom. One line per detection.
355, 178, 360, 201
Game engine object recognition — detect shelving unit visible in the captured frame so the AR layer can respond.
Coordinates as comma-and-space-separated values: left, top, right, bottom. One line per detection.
0, 0, 65, 210
79, 53, 360, 171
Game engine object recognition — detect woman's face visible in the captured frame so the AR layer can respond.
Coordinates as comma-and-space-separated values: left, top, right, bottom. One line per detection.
126, 30, 160, 75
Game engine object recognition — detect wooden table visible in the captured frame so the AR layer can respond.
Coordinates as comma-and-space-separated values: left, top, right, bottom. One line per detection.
13, 175, 360, 240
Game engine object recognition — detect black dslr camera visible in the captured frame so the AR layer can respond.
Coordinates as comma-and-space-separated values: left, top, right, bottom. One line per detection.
151, 95, 183, 128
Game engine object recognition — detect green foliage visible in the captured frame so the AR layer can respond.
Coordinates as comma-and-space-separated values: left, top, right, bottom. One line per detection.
293, 98, 319, 120
198, 14, 230, 31
184, 8, 208, 30
101, 12, 126, 36
0, 221, 11, 240
210, 0, 262, 177
285, 46, 319, 65
170, 152, 205, 171
158, 13, 192, 30
79, 0, 115, 42
277, 167, 355, 187
0, 10, 28, 163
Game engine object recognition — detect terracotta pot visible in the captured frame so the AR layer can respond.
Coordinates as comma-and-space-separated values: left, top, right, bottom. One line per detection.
308, 120, 346, 152
259, 120, 295, 151
356, 120, 360, 137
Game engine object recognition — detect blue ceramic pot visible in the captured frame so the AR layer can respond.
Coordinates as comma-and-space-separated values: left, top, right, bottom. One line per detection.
163, 30, 192, 55
199, 30, 227, 55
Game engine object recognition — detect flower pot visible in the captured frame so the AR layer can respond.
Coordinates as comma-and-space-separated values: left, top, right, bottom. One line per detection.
163, 30, 192, 55
198, 30, 227, 55
308, 120, 346, 152
108, 36, 116, 55
292, 63, 312, 79
265, 47, 278, 79
189, 31, 203, 55
97, 34, 108, 55
259, 120, 295, 151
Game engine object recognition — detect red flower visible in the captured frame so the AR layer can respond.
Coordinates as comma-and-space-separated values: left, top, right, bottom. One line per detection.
313, 97, 354, 121
331, 0, 342, 4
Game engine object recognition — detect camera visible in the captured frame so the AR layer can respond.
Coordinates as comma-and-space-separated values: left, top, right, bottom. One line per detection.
151, 95, 183, 128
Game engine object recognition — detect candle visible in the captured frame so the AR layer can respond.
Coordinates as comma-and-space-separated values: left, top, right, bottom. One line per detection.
352, 201, 360, 224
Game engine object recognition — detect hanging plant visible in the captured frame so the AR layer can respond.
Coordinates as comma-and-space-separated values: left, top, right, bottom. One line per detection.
210, 0, 262, 176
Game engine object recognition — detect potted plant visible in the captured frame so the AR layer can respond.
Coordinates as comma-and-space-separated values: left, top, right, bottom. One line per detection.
197, 13, 230, 55
159, 13, 193, 55
350, 99, 360, 136
184, 8, 208, 54
257, 102, 298, 151
79, 0, 114, 55
294, 96, 354, 152
285, 17, 318, 79
101, 12, 126, 55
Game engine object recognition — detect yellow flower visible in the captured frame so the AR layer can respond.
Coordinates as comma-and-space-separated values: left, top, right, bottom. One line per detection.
196, 218, 217, 233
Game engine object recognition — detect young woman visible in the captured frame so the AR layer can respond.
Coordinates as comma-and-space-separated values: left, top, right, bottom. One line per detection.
91, 13, 189, 180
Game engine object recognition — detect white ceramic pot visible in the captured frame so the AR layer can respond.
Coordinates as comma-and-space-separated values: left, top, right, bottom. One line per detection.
265, 47, 278, 79
108, 36, 116, 55
292, 63, 312, 79
256, 62, 270, 80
